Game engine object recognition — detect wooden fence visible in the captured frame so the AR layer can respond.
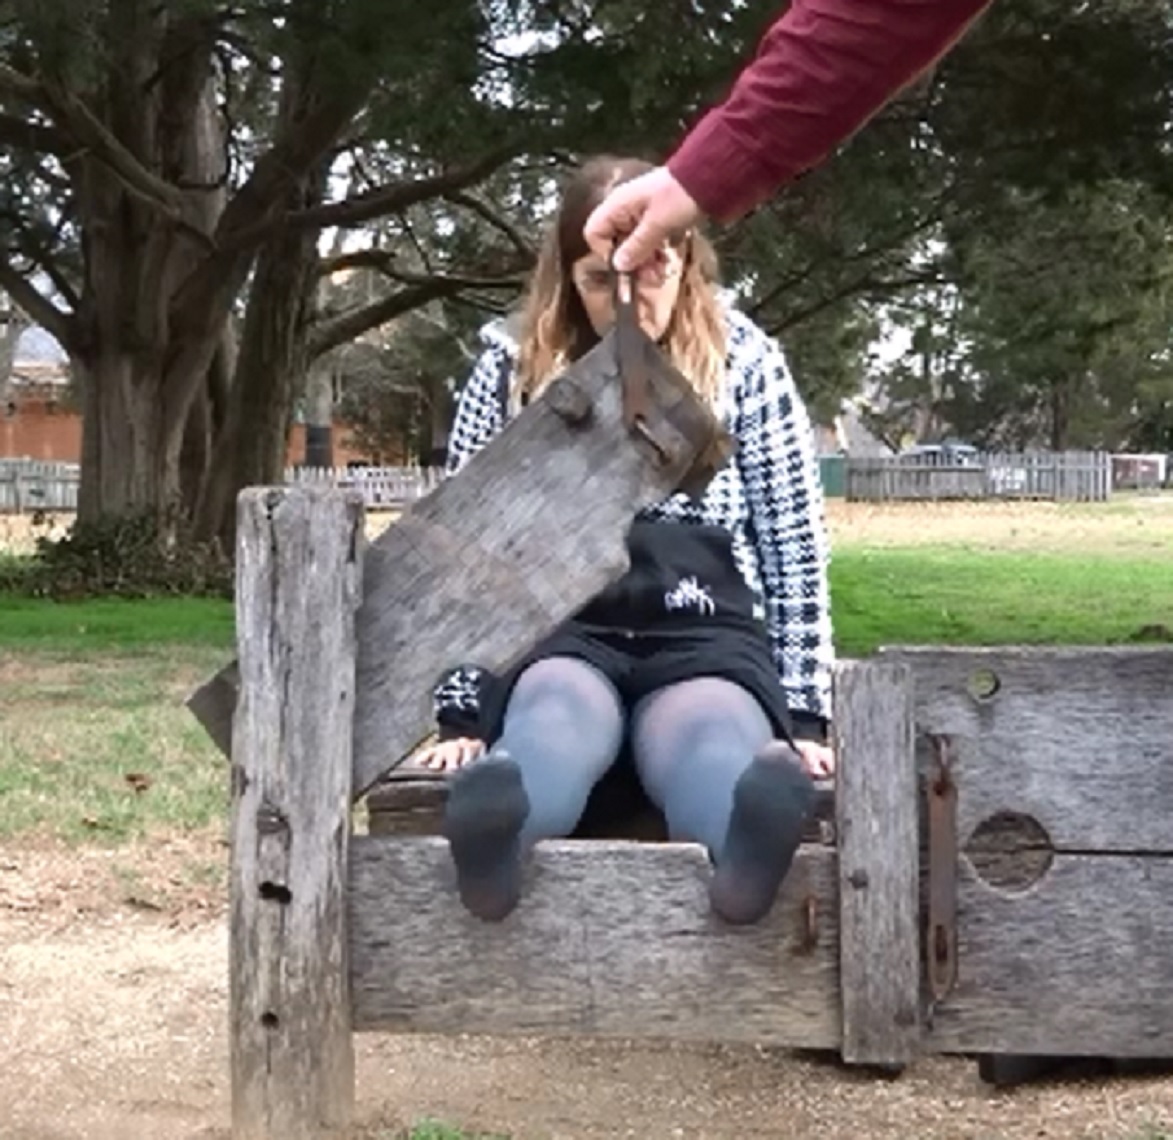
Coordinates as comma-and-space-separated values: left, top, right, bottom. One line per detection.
284, 465, 444, 509
0, 461, 446, 514
846, 451, 1112, 503
5, 451, 1163, 514
0, 459, 80, 513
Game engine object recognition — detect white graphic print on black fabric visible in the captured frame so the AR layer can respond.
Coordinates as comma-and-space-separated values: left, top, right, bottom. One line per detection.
443, 307, 835, 724
664, 576, 716, 617
432, 664, 485, 718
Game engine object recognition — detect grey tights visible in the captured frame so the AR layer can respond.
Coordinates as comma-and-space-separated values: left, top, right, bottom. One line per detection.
442, 656, 814, 923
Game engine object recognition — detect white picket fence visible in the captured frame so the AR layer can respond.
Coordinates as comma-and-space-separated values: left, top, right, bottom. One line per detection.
3, 453, 1161, 514
846, 451, 1114, 503
0, 459, 80, 513
284, 465, 445, 509
0, 461, 447, 515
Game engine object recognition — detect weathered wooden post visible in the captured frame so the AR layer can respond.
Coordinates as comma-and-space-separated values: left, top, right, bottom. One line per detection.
230, 485, 363, 1139
834, 661, 920, 1067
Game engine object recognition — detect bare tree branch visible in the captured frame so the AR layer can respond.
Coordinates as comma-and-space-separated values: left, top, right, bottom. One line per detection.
309, 271, 523, 359
445, 190, 536, 260
0, 262, 76, 352
282, 146, 520, 235
0, 112, 67, 154
42, 83, 188, 214
400, 212, 435, 274
318, 248, 397, 277
12, 221, 80, 311
764, 272, 950, 334
0, 63, 43, 105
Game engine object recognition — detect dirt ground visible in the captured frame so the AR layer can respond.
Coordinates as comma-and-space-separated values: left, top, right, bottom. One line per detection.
2, 840, 1172, 1140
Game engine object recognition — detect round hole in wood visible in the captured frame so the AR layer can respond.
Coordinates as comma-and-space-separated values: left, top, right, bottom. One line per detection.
965, 811, 1053, 892
966, 667, 1001, 702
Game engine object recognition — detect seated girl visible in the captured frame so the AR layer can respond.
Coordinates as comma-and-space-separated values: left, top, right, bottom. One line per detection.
435, 155, 835, 926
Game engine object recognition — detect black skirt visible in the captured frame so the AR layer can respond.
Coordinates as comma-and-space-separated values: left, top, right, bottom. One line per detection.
479, 519, 793, 744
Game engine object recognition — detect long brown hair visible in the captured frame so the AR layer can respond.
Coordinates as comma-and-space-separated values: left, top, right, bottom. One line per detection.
514, 155, 727, 410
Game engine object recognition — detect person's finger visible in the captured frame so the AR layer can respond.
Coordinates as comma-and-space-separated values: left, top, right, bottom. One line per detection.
612, 217, 664, 274
584, 196, 638, 261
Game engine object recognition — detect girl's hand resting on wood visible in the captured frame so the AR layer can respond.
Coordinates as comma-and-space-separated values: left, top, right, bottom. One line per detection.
413, 737, 486, 773
794, 740, 835, 781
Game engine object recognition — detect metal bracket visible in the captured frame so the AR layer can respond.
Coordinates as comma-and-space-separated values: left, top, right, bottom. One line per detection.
612, 271, 735, 496
614, 274, 664, 454
926, 734, 959, 1006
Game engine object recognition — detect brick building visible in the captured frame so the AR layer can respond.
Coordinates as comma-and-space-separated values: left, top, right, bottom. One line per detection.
2, 328, 367, 468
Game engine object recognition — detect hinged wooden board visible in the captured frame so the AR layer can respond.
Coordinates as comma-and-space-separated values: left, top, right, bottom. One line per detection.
190, 330, 730, 796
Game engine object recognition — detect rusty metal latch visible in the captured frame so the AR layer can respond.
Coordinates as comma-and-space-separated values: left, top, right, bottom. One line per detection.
612, 270, 736, 495
614, 273, 671, 464
927, 734, 959, 1005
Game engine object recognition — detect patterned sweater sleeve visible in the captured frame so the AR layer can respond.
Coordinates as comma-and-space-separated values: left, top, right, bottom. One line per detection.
445, 342, 512, 476
432, 343, 514, 736
734, 330, 835, 736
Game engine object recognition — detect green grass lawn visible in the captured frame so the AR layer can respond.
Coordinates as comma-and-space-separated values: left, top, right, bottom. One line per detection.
0, 593, 234, 651
0, 644, 229, 842
0, 535, 1168, 843
398, 1125, 509, 1140
829, 547, 1172, 656
2, 545, 1167, 658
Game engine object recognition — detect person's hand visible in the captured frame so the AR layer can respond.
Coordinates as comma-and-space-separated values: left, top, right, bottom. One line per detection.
795, 740, 835, 781
584, 166, 702, 273
412, 737, 486, 773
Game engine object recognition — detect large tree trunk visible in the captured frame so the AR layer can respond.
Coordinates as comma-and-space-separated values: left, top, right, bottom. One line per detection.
181, 326, 237, 520
76, 351, 187, 520
303, 362, 336, 468
1049, 377, 1071, 451
193, 156, 328, 546
0, 300, 30, 403
71, 10, 228, 525
65, 1, 371, 530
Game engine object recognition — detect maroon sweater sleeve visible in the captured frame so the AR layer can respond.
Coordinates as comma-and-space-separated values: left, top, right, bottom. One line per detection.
668, 0, 994, 221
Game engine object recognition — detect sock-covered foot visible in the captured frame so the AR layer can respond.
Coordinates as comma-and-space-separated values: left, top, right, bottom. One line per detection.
709, 742, 815, 925
442, 754, 529, 921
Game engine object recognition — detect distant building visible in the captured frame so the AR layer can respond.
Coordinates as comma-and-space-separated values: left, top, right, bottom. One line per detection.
1, 326, 367, 467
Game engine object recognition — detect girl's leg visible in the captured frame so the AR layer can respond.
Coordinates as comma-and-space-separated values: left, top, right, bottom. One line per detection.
443, 656, 624, 920
630, 677, 814, 925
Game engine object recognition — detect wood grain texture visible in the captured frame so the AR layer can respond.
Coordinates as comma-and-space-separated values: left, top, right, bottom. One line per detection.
189, 333, 728, 798
878, 647, 1173, 854
229, 487, 360, 1139
833, 661, 920, 1064
348, 837, 841, 1048
365, 774, 838, 845
926, 854, 1173, 1056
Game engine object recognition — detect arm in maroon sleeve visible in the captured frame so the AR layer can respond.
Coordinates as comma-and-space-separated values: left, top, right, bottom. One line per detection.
668, 0, 994, 222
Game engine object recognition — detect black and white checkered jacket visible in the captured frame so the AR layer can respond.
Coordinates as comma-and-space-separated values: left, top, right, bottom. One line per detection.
438, 305, 835, 735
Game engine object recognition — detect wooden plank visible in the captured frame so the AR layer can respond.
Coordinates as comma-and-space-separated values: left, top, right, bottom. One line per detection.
926, 854, 1173, 1056
190, 330, 730, 797
365, 771, 839, 845
833, 661, 920, 1065
349, 837, 841, 1047
879, 647, 1173, 853
230, 486, 360, 1140
186, 659, 239, 759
